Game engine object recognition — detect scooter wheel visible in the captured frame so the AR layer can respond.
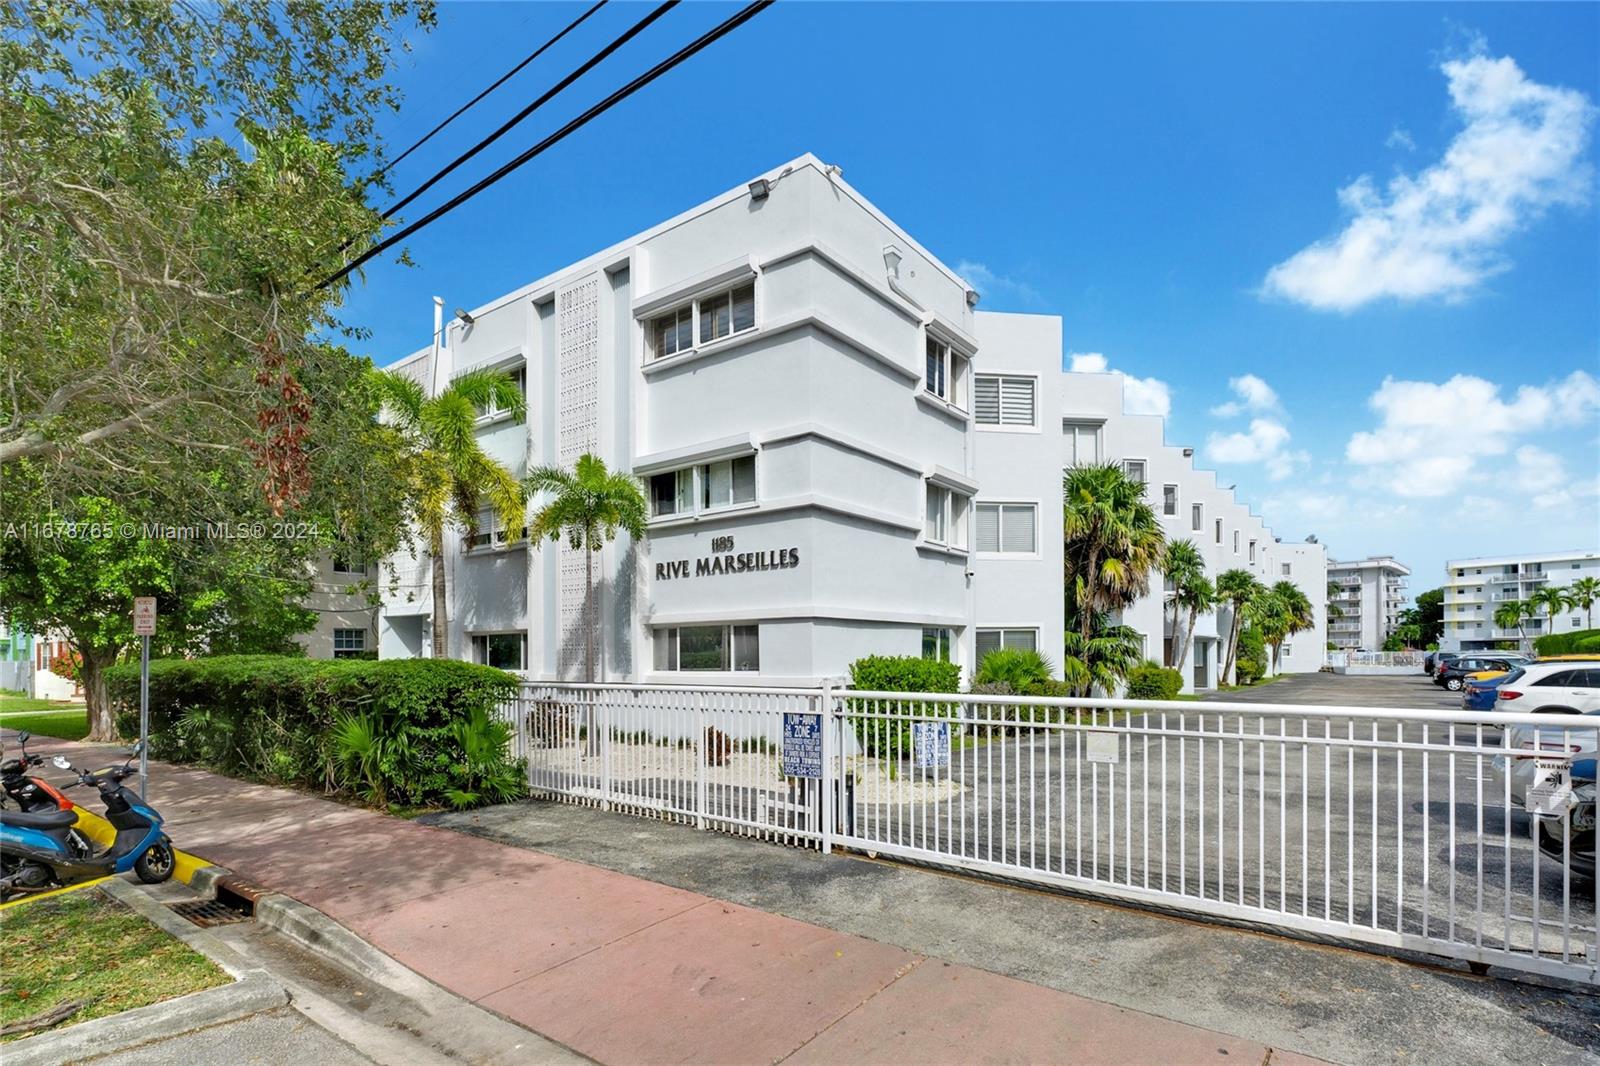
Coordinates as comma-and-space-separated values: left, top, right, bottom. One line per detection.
135, 842, 175, 884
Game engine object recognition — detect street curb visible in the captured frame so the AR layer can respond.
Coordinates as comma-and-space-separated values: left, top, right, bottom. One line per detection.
3, 971, 285, 1066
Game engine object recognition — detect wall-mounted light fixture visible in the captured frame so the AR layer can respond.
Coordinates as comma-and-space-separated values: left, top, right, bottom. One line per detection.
748, 178, 771, 201
966, 289, 979, 308
1182, 447, 1194, 458
455, 307, 475, 325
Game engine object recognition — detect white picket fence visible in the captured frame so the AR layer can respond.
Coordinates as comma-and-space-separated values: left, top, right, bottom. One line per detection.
500, 682, 1599, 984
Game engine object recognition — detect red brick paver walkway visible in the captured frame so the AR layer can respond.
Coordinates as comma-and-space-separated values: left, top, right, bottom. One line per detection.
43, 740, 1330, 1065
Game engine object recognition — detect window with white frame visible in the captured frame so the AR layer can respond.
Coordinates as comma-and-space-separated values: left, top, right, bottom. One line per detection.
1191, 503, 1203, 533
921, 627, 952, 662
1063, 421, 1103, 466
975, 502, 1036, 555
1248, 539, 1257, 563
648, 454, 756, 518
973, 375, 1036, 428
924, 335, 968, 409
976, 628, 1038, 662
1214, 518, 1223, 544
467, 507, 525, 549
477, 363, 526, 419
923, 483, 969, 550
653, 624, 759, 672
1122, 459, 1147, 486
471, 632, 527, 671
646, 281, 755, 361
1162, 484, 1178, 516
332, 628, 366, 659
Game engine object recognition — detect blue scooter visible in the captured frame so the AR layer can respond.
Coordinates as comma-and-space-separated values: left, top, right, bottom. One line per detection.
0, 743, 175, 901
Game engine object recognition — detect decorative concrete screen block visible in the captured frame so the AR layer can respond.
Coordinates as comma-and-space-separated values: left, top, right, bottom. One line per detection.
558, 274, 600, 680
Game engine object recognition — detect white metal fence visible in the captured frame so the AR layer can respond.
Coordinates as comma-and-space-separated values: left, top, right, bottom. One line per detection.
1324, 651, 1426, 668
501, 682, 1599, 984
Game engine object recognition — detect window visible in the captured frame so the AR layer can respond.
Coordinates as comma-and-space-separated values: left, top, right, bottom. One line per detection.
923, 484, 969, 549
922, 628, 952, 662
471, 633, 527, 671
974, 375, 1036, 427
1282, 563, 1292, 577
975, 503, 1037, 554
1533, 670, 1577, 687
331, 556, 366, 575
649, 455, 756, 518
1063, 421, 1103, 466
1162, 484, 1178, 517
332, 628, 366, 659
976, 628, 1038, 663
1122, 459, 1147, 486
1248, 539, 1257, 564
472, 363, 527, 419
653, 624, 759, 672
467, 507, 525, 549
1215, 518, 1223, 545
1191, 503, 1203, 532
1233, 530, 1240, 554
647, 282, 755, 360
924, 336, 968, 409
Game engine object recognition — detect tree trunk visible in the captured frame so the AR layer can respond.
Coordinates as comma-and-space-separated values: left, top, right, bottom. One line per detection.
1178, 609, 1200, 677
584, 547, 598, 756
1079, 548, 1099, 641
1164, 600, 1175, 667
430, 529, 448, 659
79, 643, 120, 742
1223, 609, 1242, 686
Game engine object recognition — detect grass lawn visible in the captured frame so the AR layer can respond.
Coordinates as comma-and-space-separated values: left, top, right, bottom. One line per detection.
0, 709, 90, 742
0, 693, 83, 714
0, 891, 228, 1041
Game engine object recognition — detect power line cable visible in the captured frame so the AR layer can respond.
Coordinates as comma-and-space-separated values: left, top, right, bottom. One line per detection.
320, 0, 773, 290
380, 0, 679, 221
374, 0, 608, 181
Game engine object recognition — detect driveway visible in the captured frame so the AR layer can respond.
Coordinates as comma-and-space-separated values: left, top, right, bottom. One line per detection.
1221, 672, 1466, 711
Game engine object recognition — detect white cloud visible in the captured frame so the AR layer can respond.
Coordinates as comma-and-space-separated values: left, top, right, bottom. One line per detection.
1345, 369, 1600, 497
1067, 352, 1171, 418
1210, 374, 1281, 417
956, 260, 1040, 305
1205, 418, 1309, 481
1386, 127, 1417, 152
1262, 45, 1596, 311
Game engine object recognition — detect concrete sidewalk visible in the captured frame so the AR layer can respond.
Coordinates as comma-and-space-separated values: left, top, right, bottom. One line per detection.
36, 738, 1327, 1065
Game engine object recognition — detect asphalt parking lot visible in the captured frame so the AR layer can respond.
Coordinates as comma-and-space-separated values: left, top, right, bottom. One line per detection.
1222, 670, 1470, 710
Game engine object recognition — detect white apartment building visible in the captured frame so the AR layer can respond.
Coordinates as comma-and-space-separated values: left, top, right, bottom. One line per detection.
1441, 550, 1600, 652
295, 556, 382, 659
376, 155, 1324, 692
1325, 556, 1410, 650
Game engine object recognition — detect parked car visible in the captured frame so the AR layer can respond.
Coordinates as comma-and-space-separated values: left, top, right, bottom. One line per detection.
1494, 664, 1600, 805
1531, 756, 1596, 881
1463, 667, 1522, 712
1436, 654, 1527, 691
1425, 651, 1458, 677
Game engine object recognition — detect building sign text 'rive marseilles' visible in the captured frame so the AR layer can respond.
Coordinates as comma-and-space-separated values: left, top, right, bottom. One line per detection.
654, 535, 799, 582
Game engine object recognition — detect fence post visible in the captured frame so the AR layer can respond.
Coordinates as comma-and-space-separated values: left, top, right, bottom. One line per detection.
820, 681, 834, 855
598, 689, 611, 811
695, 691, 708, 831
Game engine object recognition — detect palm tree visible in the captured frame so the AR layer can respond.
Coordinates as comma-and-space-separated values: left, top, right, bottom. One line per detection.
373, 368, 526, 660
1256, 580, 1313, 674
1062, 621, 1145, 697
1527, 585, 1574, 644
1216, 568, 1263, 685
1160, 540, 1205, 667
525, 453, 648, 685
1174, 575, 1217, 678
1569, 577, 1600, 629
1063, 463, 1165, 640
1326, 579, 1345, 622
1493, 598, 1528, 646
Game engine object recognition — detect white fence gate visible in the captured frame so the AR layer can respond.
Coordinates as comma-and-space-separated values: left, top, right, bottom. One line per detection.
502, 682, 1599, 984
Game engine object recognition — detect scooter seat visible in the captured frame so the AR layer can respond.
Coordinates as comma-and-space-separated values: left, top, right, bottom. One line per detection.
0, 807, 77, 830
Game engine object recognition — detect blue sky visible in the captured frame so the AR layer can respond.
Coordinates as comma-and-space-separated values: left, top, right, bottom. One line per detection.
340, 2, 1600, 595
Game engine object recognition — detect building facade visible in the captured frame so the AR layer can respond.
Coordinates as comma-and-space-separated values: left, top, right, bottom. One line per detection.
377, 155, 1325, 691
1326, 556, 1410, 650
295, 556, 382, 660
1441, 550, 1600, 652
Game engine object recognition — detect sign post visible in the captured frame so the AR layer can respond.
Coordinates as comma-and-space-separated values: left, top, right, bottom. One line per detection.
132, 597, 156, 792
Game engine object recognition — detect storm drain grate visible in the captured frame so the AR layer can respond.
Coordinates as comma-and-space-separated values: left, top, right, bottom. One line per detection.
168, 897, 253, 927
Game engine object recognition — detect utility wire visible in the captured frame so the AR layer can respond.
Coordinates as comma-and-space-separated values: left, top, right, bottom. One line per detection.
320, 0, 773, 290
374, 0, 608, 181
381, 0, 679, 221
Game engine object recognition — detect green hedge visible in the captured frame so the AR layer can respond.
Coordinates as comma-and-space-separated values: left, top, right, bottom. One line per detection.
846, 655, 960, 758
1235, 627, 1268, 685
1125, 661, 1183, 701
1534, 629, 1600, 656
107, 656, 523, 810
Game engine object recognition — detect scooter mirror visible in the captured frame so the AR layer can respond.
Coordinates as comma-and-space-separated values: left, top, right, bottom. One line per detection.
17, 731, 29, 744
52, 755, 71, 770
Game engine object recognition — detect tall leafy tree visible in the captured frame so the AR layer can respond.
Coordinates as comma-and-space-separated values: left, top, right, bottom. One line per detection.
1400, 587, 1445, 648
1569, 577, 1600, 629
373, 368, 525, 660
1174, 574, 1217, 677
1494, 598, 1529, 645
1062, 463, 1165, 639
1159, 539, 1213, 674
1217, 568, 1263, 685
1326, 579, 1345, 622
1528, 584, 1574, 641
1255, 580, 1314, 676
525, 454, 648, 684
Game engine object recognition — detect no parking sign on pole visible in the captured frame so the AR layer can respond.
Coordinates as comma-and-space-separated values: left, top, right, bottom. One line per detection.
133, 597, 155, 790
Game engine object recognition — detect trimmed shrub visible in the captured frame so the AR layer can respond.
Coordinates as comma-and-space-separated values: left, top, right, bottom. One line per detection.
974, 648, 1055, 690
107, 655, 523, 810
846, 655, 960, 758
1125, 661, 1183, 701
1535, 629, 1600, 656
1235, 628, 1268, 686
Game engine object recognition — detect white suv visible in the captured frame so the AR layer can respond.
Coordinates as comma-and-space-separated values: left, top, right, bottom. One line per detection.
1495, 663, 1600, 806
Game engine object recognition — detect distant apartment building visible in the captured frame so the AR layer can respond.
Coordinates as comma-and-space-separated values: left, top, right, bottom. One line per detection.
1441, 550, 1600, 652
296, 556, 382, 660
1326, 556, 1410, 650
